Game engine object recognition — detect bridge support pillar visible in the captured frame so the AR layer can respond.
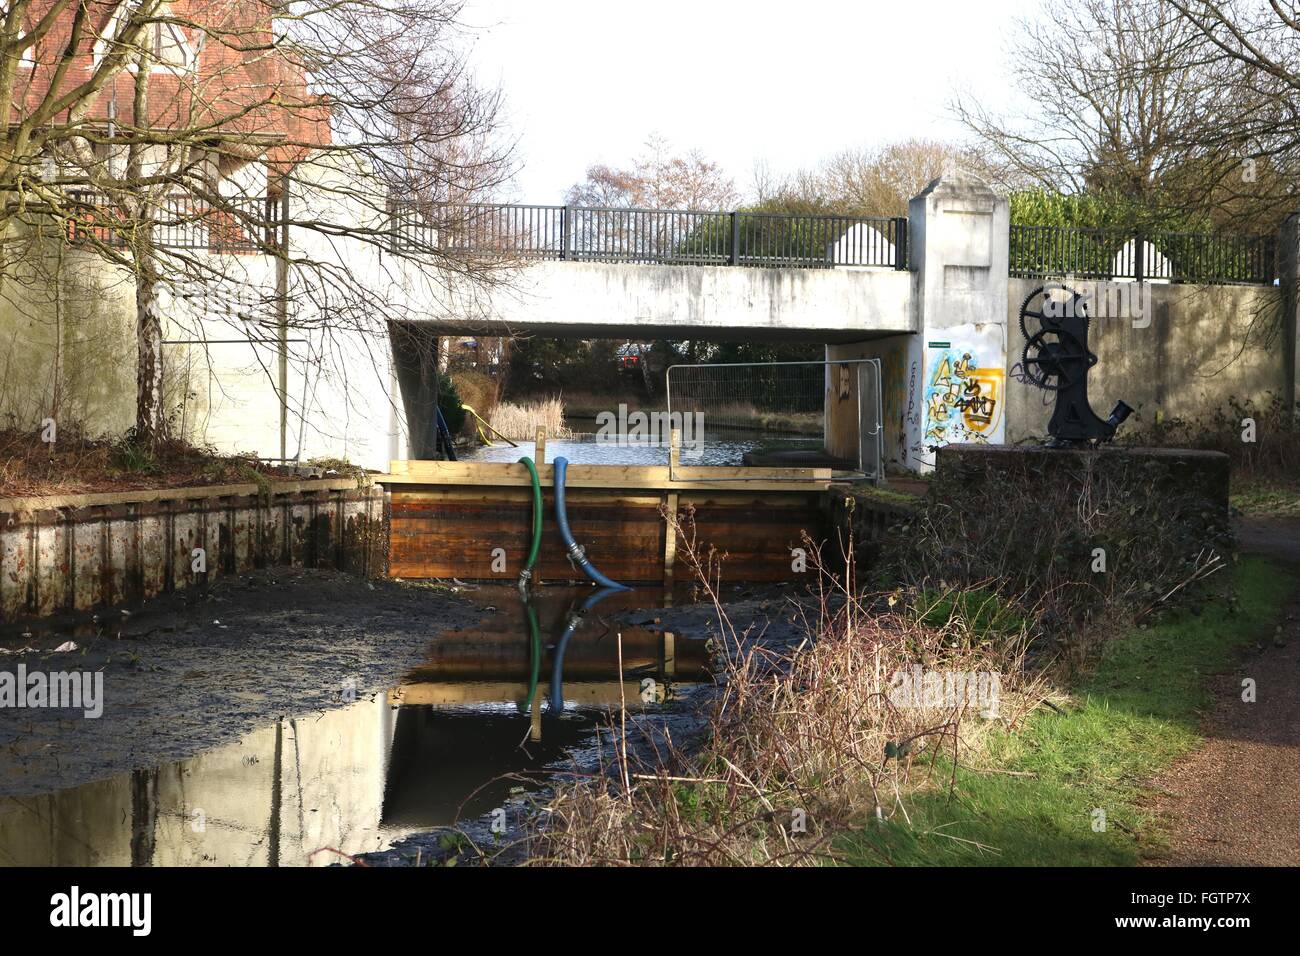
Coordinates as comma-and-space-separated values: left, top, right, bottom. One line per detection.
825, 172, 1009, 476
906, 171, 1010, 473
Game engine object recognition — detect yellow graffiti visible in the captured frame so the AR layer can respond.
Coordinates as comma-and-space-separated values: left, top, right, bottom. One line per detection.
925, 351, 1004, 444
959, 368, 1002, 432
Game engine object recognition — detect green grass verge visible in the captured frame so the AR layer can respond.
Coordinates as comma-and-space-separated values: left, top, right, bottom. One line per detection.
840, 555, 1296, 866
1231, 481, 1300, 518
853, 484, 924, 508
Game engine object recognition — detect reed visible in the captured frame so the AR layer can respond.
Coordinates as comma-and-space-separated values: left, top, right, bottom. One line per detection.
521, 510, 1044, 866
488, 397, 574, 440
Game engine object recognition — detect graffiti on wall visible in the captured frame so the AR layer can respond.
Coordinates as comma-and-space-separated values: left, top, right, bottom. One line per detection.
922, 339, 1005, 448
874, 339, 909, 465
901, 358, 919, 464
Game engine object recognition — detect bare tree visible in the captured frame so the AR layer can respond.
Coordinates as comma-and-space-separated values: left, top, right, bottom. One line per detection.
3, 0, 513, 449
952, 0, 1273, 228
1159, 0, 1300, 228
753, 139, 972, 215
565, 133, 738, 209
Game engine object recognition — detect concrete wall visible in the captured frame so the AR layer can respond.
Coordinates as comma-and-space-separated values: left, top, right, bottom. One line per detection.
1005, 277, 1289, 443
0, 152, 416, 471
0, 479, 385, 622
157, 152, 424, 469
826, 333, 921, 469
433, 259, 914, 343
0, 227, 139, 436
1278, 214, 1300, 414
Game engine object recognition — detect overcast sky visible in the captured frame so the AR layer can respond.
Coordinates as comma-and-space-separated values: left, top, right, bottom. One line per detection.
459, 0, 1037, 203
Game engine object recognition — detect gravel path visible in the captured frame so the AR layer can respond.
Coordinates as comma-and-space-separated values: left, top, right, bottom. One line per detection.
1146, 518, 1300, 866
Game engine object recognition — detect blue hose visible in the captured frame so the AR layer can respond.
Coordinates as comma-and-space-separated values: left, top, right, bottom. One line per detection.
553, 457, 631, 592
549, 586, 624, 712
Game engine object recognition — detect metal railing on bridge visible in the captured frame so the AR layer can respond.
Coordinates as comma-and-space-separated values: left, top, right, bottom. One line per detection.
64, 191, 276, 254
1010, 224, 1276, 285
389, 202, 907, 269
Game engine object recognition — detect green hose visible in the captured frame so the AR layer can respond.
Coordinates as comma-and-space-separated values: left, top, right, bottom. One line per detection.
520, 456, 543, 716
519, 456, 543, 582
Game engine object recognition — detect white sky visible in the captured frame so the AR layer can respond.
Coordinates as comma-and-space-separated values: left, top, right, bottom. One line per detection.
459, 0, 1038, 204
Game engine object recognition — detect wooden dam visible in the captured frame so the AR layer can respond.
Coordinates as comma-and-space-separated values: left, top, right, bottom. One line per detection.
378, 433, 844, 587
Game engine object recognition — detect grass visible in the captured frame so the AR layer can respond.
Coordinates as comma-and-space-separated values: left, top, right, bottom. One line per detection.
1231, 480, 1300, 518
840, 555, 1296, 865
853, 483, 923, 508
551, 389, 652, 420
917, 586, 1031, 640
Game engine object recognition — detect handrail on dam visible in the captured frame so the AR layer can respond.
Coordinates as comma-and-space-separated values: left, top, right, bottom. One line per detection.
387, 201, 907, 270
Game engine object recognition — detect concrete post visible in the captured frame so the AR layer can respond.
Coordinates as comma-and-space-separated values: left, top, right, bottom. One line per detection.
1280, 214, 1300, 418
906, 171, 1010, 472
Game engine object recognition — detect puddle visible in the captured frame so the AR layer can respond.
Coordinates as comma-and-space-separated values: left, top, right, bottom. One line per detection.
0, 585, 708, 866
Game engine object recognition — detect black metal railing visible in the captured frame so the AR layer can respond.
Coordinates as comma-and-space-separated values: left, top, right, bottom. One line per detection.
65, 191, 275, 253
1010, 224, 1276, 285
389, 201, 907, 269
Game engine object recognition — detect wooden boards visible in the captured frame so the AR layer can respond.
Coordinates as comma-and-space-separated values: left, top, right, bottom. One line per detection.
390, 486, 665, 583
383, 460, 832, 585
380, 459, 834, 492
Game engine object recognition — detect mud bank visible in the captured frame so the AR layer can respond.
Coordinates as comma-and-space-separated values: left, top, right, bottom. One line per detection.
0, 568, 480, 797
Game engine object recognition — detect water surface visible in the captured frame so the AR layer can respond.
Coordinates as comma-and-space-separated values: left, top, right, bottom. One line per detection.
0, 586, 706, 866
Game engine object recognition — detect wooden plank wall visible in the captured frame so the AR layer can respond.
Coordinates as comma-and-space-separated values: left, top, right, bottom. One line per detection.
684, 491, 827, 582
388, 485, 829, 585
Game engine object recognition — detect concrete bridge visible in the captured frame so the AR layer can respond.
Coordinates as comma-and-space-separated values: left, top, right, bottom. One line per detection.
389, 173, 1013, 473
429, 258, 914, 343
15, 163, 1289, 480
398, 174, 1295, 479
399, 206, 915, 343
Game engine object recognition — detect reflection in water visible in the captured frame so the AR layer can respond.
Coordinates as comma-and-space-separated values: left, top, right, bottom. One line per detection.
381, 706, 596, 829
0, 586, 707, 866
0, 698, 393, 866
549, 586, 624, 712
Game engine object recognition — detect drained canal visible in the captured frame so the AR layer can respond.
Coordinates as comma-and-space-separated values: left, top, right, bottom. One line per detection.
0, 578, 713, 866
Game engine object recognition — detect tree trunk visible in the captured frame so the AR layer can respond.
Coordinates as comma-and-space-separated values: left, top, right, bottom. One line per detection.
135, 246, 164, 446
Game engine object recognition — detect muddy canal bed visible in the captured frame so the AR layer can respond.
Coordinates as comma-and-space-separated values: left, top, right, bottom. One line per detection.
0, 567, 811, 866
